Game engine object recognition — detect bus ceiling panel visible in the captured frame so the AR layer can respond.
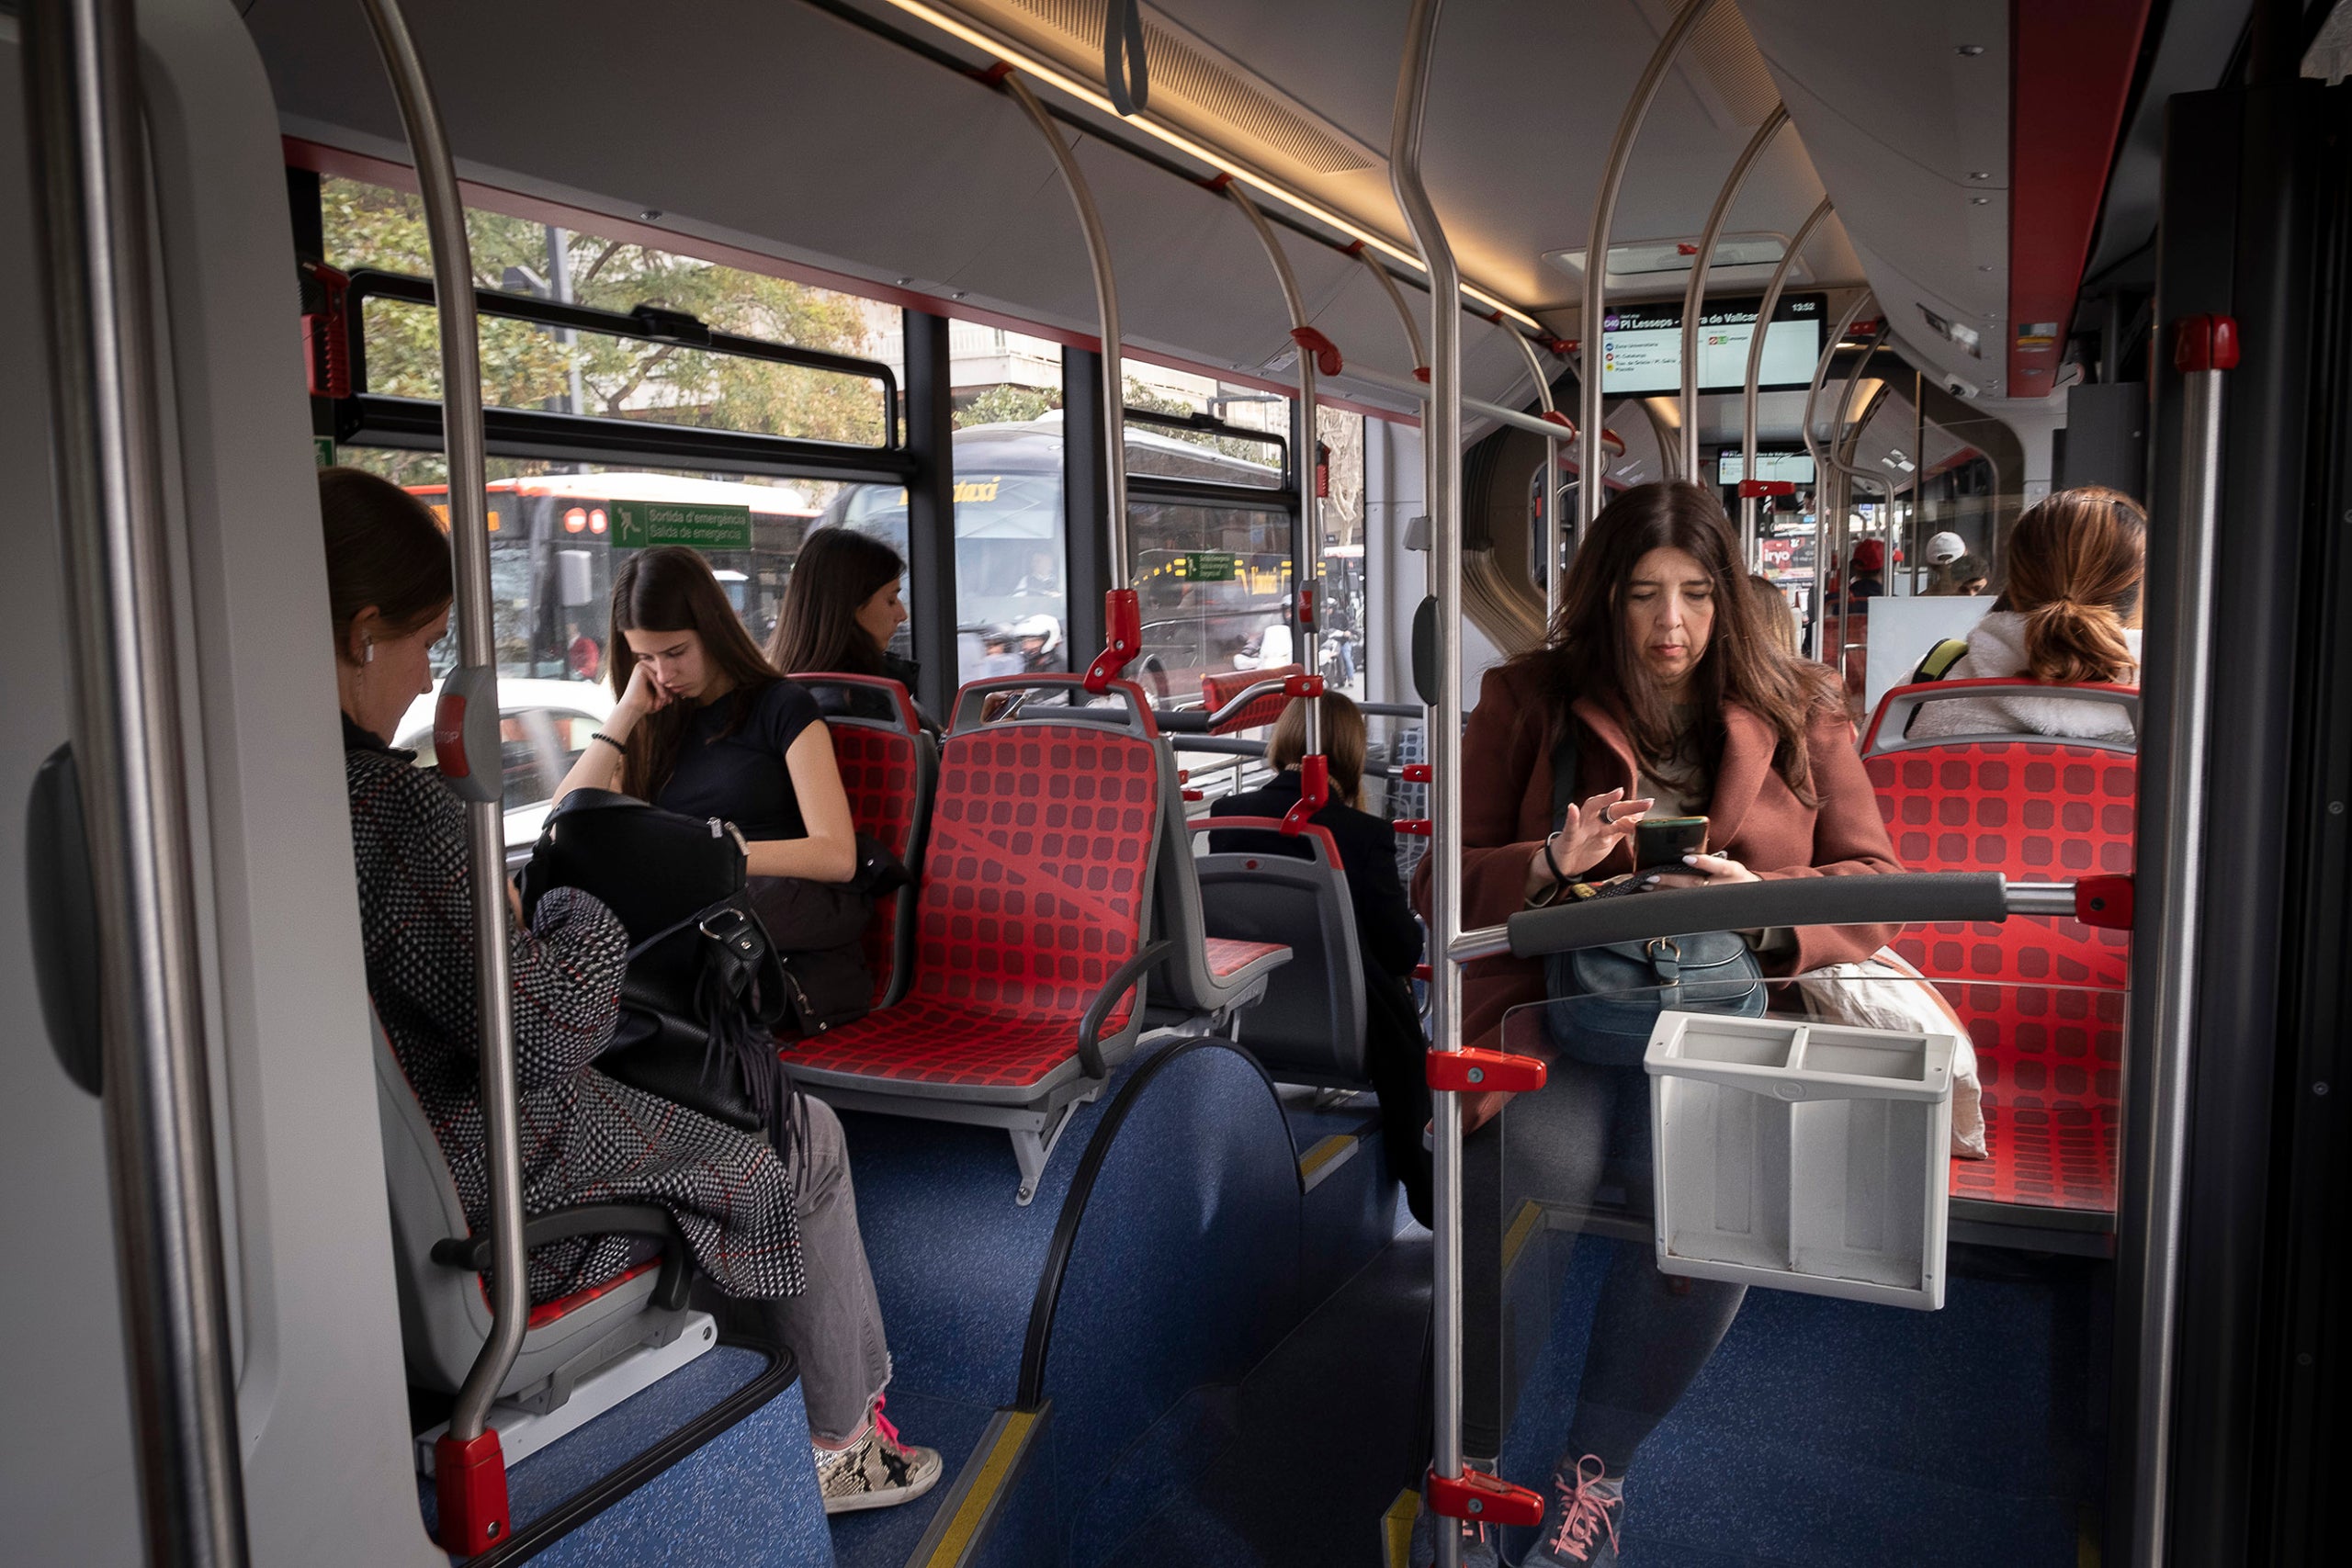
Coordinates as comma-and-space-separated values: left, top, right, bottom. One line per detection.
1844, 232, 2010, 400
1738, 0, 2012, 190
1147, 0, 1851, 313
245, 0, 1104, 317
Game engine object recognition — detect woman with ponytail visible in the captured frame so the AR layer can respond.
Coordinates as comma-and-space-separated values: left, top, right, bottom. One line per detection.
1912, 486, 2146, 740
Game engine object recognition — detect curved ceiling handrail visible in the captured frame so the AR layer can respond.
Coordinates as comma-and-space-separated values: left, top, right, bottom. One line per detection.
1580, 0, 1721, 527
1679, 104, 1792, 481
1001, 72, 1138, 691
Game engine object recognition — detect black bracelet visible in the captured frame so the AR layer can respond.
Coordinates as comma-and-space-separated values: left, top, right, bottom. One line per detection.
589, 730, 628, 752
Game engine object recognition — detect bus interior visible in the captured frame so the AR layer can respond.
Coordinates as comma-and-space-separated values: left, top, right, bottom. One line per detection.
3, 2, 2346, 1567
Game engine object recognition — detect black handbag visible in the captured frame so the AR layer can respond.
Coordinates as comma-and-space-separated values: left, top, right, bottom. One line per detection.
519, 789, 791, 1138
1542, 718, 1765, 1066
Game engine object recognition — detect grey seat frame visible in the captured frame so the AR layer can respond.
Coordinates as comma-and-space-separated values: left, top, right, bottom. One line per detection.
1193, 829, 1369, 1088
372, 1019, 693, 1417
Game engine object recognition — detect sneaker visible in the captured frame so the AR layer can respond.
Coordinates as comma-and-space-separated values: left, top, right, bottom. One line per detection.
1406, 1487, 1500, 1568
1520, 1456, 1624, 1566
812, 1404, 942, 1515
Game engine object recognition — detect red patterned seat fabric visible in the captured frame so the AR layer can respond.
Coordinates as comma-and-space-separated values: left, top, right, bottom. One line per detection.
831, 723, 923, 1008
1202, 936, 1287, 981
1866, 742, 2136, 1214
1199, 665, 1302, 734
789, 724, 1159, 1091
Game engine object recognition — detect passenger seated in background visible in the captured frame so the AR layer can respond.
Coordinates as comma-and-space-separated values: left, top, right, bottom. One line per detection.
1910, 485, 2144, 742
764, 528, 937, 730
1939, 552, 1990, 596
1207, 693, 1430, 1225
1744, 572, 1801, 660
321, 472, 938, 1515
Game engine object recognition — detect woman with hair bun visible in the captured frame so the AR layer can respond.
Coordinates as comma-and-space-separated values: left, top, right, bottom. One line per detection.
1911, 486, 2146, 741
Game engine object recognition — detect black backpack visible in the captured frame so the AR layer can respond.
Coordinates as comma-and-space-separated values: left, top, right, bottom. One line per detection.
519, 789, 789, 1138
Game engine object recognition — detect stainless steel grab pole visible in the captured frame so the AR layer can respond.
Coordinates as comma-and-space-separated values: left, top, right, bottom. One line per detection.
356, 0, 522, 1451
1006, 73, 1129, 590
1740, 196, 1834, 565
1391, 4, 1463, 1556
1226, 183, 1321, 757
2128, 322, 2229, 1568
1821, 327, 1890, 689
1796, 294, 1871, 660
1498, 324, 1564, 626
1351, 244, 1443, 708
1679, 106, 1789, 482
1581, 0, 1717, 530
21, 2, 251, 1560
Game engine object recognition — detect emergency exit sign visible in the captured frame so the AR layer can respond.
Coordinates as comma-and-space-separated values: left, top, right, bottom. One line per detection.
610, 501, 753, 552
1183, 551, 1238, 581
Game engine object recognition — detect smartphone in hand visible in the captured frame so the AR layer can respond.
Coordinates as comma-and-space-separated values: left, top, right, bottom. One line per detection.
1634, 815, 1710, 871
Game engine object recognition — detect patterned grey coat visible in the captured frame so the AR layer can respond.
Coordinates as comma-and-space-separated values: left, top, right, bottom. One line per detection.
345, 719, 803, 1304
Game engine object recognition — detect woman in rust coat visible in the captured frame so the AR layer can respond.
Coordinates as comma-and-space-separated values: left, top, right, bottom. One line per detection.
1412, 482, 1901, 1567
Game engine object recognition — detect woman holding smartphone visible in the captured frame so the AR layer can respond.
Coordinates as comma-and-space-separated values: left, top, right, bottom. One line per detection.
1410, 482, 1901, 1567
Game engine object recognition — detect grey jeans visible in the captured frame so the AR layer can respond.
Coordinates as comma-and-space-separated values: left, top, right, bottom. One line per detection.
695, 1094, 893, 1443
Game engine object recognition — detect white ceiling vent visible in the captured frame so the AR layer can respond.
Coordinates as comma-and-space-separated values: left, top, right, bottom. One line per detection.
963, 0, 1380, 176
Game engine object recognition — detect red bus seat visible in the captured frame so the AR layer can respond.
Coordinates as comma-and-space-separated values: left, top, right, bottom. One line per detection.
797, 673, 936, 1011
1863, 712, 2137, 1228
784, 682, 1170, 1203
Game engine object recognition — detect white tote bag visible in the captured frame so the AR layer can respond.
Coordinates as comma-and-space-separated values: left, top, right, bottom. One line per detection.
1796, 949, 1988, 1159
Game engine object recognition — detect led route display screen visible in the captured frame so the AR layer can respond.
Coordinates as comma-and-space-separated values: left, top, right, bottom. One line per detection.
1601, 292, 1825, 395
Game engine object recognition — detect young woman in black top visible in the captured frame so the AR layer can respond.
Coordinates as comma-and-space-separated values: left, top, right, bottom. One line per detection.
555, 546, 857, 878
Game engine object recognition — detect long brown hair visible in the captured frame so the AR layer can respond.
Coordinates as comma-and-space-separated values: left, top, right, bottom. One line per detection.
318, 467, 451, 660
1269, 692, 1370, 807
609, 546, 783, 799
1746, 573, 1800, 660
765, 527, 904, 678
2002, 486, 2145, 684
1517, 481, 1838, 804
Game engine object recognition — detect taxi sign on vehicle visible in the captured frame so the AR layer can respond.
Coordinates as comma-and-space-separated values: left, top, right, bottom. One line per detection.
610, 501, 754, 552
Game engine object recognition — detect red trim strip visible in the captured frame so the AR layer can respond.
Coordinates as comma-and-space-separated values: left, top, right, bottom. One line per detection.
2007, 0, 2154, 396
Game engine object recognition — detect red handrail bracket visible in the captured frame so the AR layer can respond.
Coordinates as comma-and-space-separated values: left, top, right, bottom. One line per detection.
2173, 313, 2241, 374
2075, 874, 2134, 931
1084, 587, 1142, 693
1428, 1465, 1544, 1527
1289, 324, 1343, 377
435, 1428, 513, 1555
1282, 752, 1331, 834
1426, 1048, 1547, 1095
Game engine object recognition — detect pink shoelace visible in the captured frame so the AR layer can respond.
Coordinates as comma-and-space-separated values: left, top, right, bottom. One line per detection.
1544, 1455, 1622, 1562
871, 1394, 899, 1448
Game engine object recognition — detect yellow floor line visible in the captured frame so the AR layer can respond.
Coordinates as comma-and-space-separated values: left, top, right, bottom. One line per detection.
1500, 1198, 1544, 1278
1383, 1486, 1420, 1568
919, 1408, 1037, 1568
1298, 1133, 1357, 1181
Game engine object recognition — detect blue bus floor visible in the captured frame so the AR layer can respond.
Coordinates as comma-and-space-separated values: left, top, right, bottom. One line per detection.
1489, 1236, 2105, 1568
1085, 1225, 2101, 1568
1101, 1231, 1434, 1568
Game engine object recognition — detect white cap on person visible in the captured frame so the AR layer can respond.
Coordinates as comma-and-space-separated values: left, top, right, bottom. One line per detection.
1926, 531, 1967, 564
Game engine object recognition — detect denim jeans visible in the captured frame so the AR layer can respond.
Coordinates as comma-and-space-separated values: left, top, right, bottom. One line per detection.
695, 1095, 892, 1443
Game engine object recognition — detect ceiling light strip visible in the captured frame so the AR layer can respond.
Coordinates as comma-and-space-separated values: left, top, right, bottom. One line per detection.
874, 0, 1542, 331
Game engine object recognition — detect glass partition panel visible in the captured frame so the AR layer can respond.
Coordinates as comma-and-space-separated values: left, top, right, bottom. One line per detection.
1466, 973, 2120, 1561
1131, 500, 1291, 702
